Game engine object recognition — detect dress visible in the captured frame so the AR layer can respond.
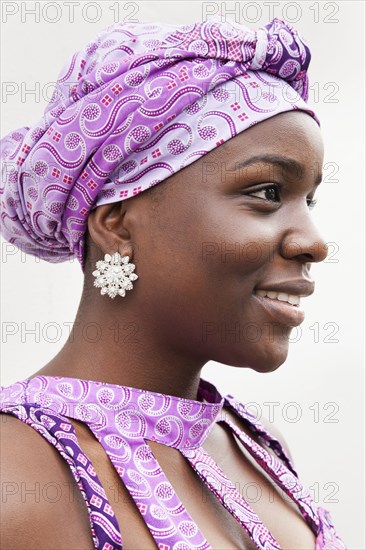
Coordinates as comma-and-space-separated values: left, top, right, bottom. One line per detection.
0, 375, 347, 550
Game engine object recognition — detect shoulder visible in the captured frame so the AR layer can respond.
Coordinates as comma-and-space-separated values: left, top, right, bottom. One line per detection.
222, 394, 295, 467
0, 412, 93, 549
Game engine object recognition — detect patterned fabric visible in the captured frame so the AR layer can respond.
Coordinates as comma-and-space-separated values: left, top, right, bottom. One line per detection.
0, 375, 347, 549
0, 17, 319, 270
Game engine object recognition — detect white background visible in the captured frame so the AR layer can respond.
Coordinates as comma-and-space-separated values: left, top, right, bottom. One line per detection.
1, 1, 365, 547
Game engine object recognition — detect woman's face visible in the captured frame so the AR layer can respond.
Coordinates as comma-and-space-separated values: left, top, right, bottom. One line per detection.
119, 110, 328, 373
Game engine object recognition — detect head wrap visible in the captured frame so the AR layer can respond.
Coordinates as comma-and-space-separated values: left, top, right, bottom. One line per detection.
0, 17, 319, 270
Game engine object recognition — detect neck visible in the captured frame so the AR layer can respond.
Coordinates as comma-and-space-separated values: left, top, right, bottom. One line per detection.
30, 295, 208, 401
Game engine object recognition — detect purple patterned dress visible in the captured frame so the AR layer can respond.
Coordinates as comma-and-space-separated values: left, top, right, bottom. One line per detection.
0, 375, 347, 549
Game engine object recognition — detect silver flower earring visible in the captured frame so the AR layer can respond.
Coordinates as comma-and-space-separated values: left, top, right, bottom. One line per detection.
92, 252, 138, 299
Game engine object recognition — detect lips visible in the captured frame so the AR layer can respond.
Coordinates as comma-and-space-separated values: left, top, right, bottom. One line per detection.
252, 278, 314, 326
253, 293, 305, 326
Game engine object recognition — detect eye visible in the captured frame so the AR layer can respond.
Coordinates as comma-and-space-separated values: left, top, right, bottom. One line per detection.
244, 184, 318, 210
247, 184, 281, 203
307, 197, 318, 210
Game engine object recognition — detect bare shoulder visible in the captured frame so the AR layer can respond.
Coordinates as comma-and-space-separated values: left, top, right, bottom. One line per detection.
0, 412, 94, 549
222, 404, 295, 465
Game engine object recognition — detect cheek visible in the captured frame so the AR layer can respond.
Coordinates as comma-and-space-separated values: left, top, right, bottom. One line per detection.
196, 212, 280, 284
139, 196, 280, 310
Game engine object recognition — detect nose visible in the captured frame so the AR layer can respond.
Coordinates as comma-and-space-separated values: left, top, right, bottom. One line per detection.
280, 207, 329, 263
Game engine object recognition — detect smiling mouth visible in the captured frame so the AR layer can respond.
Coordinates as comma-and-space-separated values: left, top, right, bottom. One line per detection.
254, 289, 300, 306
252, 290, 306, 326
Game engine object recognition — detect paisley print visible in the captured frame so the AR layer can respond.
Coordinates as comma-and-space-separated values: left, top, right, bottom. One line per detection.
0, 17, 319, 269
0, 375, 347, 549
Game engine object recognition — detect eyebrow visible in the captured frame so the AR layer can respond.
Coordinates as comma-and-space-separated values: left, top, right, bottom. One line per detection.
229, 154, 323, 185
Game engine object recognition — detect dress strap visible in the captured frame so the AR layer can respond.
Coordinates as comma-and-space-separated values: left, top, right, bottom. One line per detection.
84, 427, 213, 550
0, 403, 122, 550
220, 414, 320, 534
315, 507, 348, 549
181, 445, 282, 550
223, 394, 298, 477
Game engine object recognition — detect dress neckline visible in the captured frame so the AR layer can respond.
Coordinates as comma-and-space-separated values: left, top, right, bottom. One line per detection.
23, 374, 225, 450
0, 374, 347, 548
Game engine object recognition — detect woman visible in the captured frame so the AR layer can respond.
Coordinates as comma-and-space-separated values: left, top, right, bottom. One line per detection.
0, 17, 347, 549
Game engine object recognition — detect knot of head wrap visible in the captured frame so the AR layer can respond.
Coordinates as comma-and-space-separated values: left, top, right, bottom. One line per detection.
0, 17, 318, 270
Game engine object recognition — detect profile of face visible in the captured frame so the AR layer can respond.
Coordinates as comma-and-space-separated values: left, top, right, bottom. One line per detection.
86, 110, 328, 374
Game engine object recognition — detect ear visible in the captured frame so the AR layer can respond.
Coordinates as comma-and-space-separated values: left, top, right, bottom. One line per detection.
87, 202, 133, 259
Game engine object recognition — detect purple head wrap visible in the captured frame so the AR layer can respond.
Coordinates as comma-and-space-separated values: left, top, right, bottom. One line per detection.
0, 17, 319, 270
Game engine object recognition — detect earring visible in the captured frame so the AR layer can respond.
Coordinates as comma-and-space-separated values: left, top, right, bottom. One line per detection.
92, 252, 138, 299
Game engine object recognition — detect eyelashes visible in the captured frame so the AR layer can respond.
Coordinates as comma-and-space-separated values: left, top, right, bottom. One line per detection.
244, 183, 318, 210
307, 197, 318, 209
247, 184, 280, 203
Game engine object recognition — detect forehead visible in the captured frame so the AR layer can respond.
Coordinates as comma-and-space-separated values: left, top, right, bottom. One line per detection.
149, 111, 324, 203
218, 111, 324, 169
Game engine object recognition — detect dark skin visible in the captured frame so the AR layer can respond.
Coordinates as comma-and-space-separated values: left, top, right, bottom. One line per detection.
3, 110, 328, 549
31, 110, 328, 402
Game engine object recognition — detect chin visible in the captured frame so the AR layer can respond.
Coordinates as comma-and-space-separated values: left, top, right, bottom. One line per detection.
229, 339, 290, 373
252, 357, 287, 374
